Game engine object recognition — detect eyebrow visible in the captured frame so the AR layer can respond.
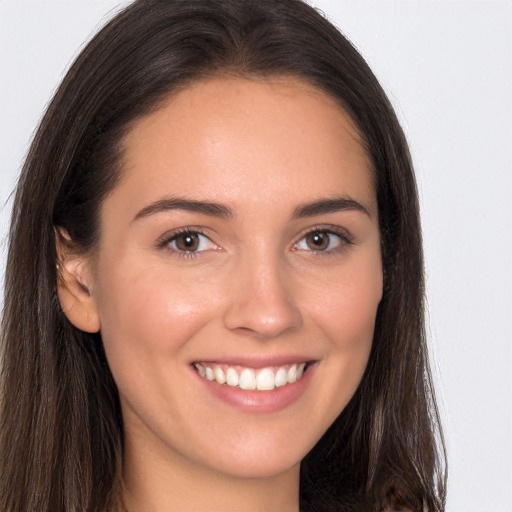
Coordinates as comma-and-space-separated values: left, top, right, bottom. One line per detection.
133, 197, 235, 222
132, 195, 371, 223
292, 196, 371, 219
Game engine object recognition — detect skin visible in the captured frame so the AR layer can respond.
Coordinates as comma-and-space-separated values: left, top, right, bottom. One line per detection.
59, 76, 383, 512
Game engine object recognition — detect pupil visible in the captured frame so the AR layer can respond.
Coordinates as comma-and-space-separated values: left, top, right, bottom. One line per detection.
312, 234, 323, 245
177, 233, 199, 251
308, 232, 328, 250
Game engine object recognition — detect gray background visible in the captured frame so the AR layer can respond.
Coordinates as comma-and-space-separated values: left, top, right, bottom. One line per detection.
1, 1, 511, 510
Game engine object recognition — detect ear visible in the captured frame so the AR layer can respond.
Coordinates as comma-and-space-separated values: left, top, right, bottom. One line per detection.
55, 228, 101, 333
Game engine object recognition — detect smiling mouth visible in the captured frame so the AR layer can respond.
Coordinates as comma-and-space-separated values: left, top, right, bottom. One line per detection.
193, 362, 311, 390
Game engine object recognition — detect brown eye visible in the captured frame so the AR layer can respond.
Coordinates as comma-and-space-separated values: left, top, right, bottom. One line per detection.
165, 230, 218, 256
296, 230, 344, 252
173, 233, 200, 252
168, 231, 218, 253
305, 232, 330, 251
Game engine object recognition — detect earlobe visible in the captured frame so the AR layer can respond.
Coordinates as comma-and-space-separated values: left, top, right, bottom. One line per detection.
55, 228, 101, 334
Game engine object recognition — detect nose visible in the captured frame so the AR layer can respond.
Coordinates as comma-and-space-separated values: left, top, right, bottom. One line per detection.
222, 252, 303, 339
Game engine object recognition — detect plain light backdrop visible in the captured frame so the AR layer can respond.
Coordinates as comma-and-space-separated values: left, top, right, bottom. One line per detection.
1, 1, 511, 510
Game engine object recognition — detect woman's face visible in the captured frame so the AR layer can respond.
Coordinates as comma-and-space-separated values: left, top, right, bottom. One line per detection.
84, 76, 382, 480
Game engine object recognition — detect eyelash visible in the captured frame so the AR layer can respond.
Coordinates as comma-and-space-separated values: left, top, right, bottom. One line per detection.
156, 227, 217, 260
293, 225, 353, 255
157, 225, 353, 259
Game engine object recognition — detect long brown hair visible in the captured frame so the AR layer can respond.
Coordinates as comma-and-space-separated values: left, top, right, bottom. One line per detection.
0, 1, 446, 510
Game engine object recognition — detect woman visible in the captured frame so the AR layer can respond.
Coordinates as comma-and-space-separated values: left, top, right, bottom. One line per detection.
0, 0, 446, 511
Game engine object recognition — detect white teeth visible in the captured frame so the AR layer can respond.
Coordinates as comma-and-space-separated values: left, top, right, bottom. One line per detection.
274, 367, 287, 387
239, 369, 257, 390
226, 367, 239, 386
195, 363, 206, 378
287, 364, 297, 383
256, 368, 275, 390
195, 362, 310, 390
214, 366, 226, 384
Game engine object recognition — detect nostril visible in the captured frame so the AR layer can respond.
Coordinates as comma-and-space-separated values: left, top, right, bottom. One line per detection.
223, 299, 303, 338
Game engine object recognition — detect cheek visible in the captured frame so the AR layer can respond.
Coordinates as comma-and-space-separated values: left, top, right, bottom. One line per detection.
305, 253, 382, 406
94, 259, 225, 374
308, 255, 383, 347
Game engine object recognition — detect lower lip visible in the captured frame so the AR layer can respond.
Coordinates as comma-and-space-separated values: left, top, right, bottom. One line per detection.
193, 364, 316, 414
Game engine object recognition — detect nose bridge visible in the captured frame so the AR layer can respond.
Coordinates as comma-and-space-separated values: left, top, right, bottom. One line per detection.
223, 243, 302, 338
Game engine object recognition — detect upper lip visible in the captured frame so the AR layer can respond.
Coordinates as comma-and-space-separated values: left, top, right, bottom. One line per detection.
190, 354, 318, 369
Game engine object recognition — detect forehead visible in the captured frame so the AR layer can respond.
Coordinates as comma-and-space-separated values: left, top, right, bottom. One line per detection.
114, 75, 375, 217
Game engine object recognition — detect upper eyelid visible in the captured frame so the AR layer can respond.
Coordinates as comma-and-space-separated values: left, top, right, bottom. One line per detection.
156, 226, 212, 246
157, 228, 220, 260
155, 224, 354, 251
293, 225, 354, 245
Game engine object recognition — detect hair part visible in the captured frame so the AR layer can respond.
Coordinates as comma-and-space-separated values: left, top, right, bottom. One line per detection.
1, 1, 446, 510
